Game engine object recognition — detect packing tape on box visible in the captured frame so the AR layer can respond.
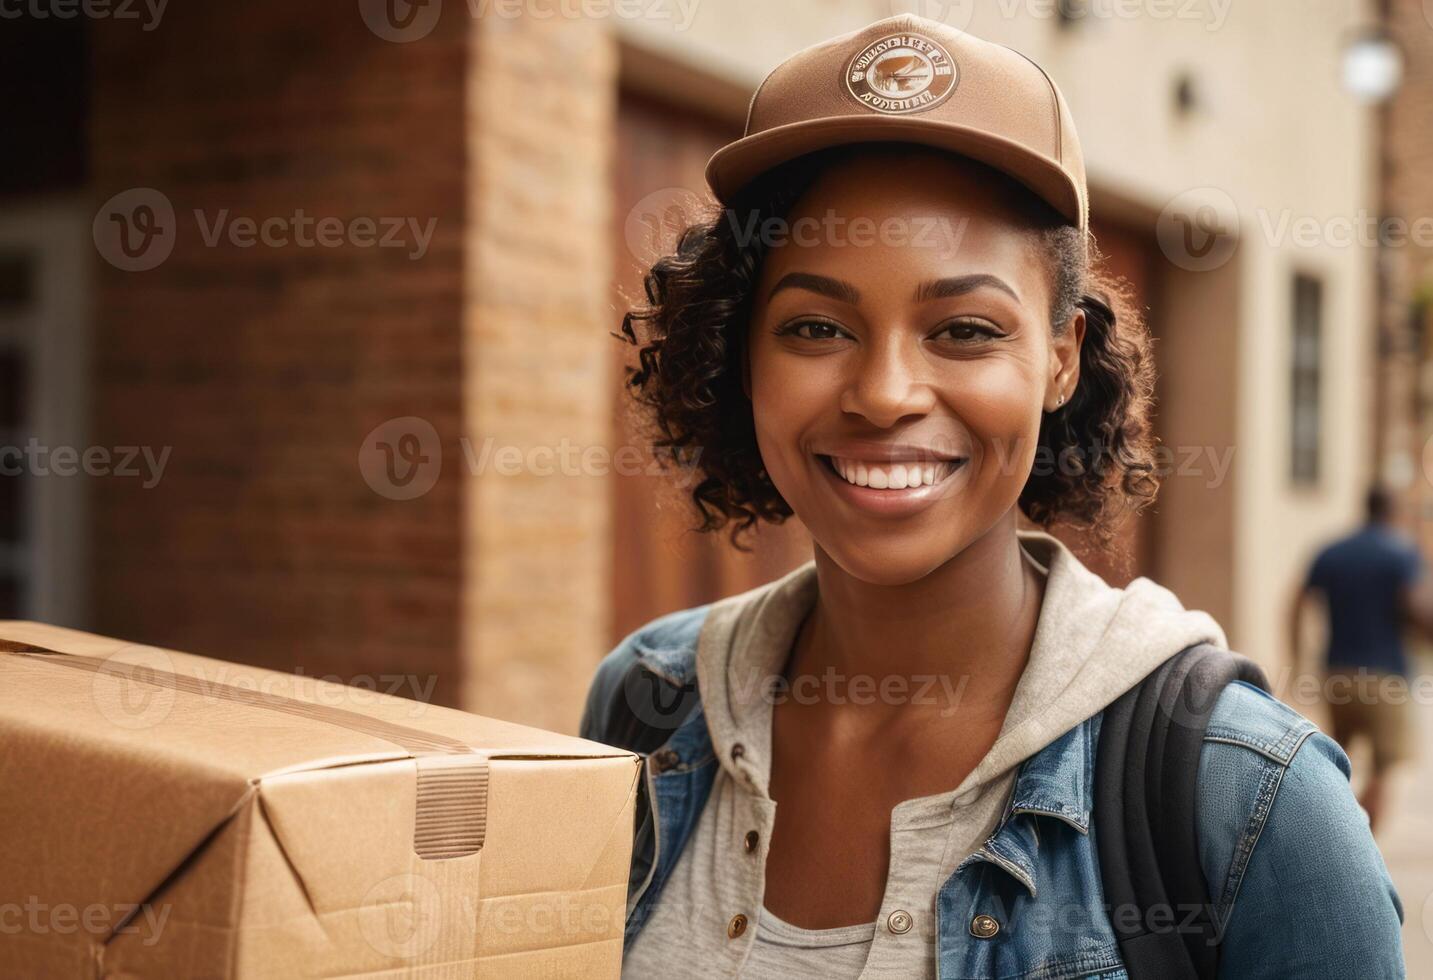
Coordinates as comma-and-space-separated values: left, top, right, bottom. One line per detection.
0, 638, 487, 860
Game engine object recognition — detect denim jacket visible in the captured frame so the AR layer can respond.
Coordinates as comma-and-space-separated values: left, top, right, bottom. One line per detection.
580, 604, 1407, 979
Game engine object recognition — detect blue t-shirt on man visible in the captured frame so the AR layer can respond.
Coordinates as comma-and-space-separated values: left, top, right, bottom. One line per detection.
1306, 523, 1424, 676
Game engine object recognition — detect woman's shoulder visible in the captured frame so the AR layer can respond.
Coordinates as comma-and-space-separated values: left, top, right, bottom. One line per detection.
601, 603, 713, 679
1203, 678, 1320, 763
578, 603, 713, 744
590, 561, 818, 693
1197, 680, 1405, 977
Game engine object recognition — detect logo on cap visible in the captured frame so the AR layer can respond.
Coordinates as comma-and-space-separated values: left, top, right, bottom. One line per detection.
845, 33, 958, 115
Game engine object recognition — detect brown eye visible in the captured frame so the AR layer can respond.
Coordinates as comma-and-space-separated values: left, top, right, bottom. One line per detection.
935, 320, 1001, 343
778, 320, 848, 341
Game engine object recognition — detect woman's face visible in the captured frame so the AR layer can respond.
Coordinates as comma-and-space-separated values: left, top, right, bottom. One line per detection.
745, 150, 1084, 586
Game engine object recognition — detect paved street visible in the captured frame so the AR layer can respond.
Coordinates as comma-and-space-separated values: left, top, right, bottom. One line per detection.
1378, 678, 1433, 977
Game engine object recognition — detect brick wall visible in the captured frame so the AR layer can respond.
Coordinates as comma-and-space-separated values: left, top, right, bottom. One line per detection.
461, 15, 617, 733
89, 3, 469, 702
1386, 1, 1433, 541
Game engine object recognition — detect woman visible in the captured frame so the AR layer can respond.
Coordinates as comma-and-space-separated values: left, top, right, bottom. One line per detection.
582, 15, 1404, 979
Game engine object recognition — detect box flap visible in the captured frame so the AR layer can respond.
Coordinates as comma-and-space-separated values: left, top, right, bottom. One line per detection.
0, 621, 631, 781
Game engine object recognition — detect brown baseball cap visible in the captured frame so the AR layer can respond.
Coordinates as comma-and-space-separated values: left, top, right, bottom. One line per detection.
705, 14, 1088, 232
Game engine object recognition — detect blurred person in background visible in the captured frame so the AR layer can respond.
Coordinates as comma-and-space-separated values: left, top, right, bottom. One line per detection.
1293, 484, 1432, 833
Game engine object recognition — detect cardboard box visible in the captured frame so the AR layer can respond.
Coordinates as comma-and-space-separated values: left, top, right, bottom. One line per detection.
0, 621, 640, 979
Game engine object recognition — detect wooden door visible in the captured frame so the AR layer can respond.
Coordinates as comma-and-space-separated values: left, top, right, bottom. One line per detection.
1036, 218, 1161, 586
608, 92, 812, 644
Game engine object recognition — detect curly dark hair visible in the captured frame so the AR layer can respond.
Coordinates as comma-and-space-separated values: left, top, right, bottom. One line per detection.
617, 144, 1160, 552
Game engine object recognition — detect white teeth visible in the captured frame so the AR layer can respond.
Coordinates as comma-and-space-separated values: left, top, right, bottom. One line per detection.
829, 456, 958, 489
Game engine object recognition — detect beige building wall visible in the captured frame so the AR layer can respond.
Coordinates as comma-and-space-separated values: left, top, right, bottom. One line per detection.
615, 0, 1378, 674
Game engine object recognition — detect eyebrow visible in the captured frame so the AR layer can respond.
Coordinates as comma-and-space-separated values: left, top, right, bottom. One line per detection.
914, 274, 1020, 303
767, 272, 861, 305
766, 272, 1021, 305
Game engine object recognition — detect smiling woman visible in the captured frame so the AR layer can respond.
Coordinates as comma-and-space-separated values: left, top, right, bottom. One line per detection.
586, 13, 1404, 980
620, 143, 1158, 573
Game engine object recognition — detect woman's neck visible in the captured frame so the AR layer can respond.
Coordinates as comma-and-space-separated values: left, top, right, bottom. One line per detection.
789, 510, 1047, 731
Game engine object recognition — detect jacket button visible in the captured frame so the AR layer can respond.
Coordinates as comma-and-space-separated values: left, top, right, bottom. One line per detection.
886, 909, 913, 934
727, 913, 748, 939
744, 830, 759, 853
970, 913, 1000, 939
648, 749, 680, 773
731, 742, 746, 761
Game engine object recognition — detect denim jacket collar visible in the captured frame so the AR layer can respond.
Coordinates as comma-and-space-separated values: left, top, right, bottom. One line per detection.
631, 617, 1097, 900
957, 714, 1097, 898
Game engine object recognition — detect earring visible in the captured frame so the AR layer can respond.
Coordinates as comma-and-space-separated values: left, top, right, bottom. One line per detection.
1056, 394, 1064, 406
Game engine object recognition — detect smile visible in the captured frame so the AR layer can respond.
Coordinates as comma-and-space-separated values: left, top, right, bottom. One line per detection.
822, 455, 961, 489
814, 452, 970, 518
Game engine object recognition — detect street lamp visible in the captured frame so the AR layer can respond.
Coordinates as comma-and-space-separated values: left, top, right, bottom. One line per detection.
1341, 27, 1403, 104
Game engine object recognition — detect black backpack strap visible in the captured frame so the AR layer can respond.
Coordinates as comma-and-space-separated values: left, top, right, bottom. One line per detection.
1095, 642, 1271, 980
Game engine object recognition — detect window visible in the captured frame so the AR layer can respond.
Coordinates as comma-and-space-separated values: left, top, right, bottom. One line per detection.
0, 253, 34, 616
1290, 273, 1323, 485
